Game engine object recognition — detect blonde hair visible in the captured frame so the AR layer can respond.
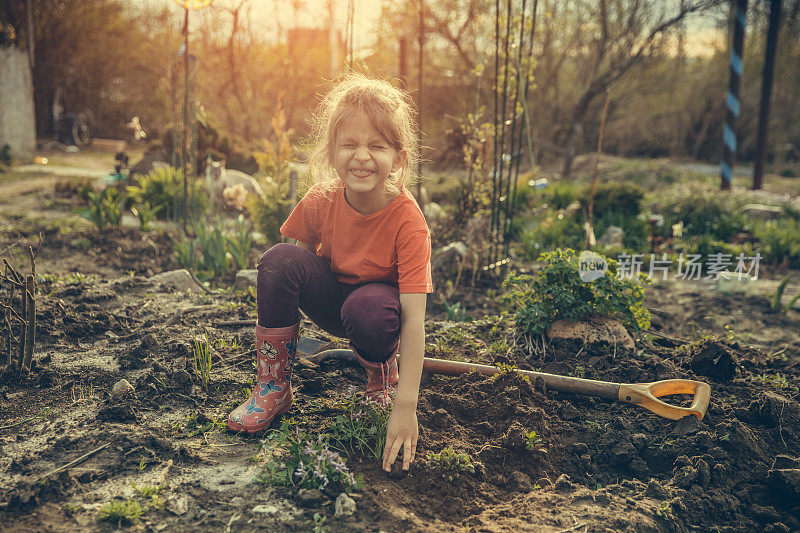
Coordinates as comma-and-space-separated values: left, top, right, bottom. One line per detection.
307, 73, 420, 197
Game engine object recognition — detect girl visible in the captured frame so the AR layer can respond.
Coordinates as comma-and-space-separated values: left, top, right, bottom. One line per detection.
227, 74, 432, 473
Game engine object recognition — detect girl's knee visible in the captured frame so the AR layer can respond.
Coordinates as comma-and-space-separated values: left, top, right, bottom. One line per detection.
257, 243, 306, 282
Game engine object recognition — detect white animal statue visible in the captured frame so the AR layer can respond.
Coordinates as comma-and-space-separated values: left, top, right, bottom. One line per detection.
206, 160, 267, 209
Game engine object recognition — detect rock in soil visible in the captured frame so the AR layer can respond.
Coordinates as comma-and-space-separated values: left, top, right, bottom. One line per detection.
334, 492, 356, 517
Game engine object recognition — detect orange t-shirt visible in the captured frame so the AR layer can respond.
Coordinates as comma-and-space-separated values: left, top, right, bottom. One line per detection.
279, 182, 433, 294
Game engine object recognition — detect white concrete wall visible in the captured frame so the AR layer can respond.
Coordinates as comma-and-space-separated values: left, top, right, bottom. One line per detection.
0, 49, 36, 159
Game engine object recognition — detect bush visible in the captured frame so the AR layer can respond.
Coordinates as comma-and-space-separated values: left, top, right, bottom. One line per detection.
751, 219, 800, 268
501, 248, 651, 338
593, 211, 649, 250
518, 213, 584, 259
172, 217, 253, 282
245, 183, 294, 245
656, 187, 747, 241
127, 166, 205, 221
539, 181, 584, 210
75, 186, 125, 231
583, 181, 645, 218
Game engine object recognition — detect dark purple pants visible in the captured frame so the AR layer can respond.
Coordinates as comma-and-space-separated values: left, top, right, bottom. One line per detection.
257, 243, 400, 363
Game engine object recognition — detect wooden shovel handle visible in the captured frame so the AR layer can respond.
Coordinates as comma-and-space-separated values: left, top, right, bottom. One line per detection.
306, 350, 711, 420
618, 380, 711, 421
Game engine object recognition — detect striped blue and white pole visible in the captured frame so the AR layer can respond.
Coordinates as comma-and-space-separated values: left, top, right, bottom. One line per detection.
720, 0, 748, 190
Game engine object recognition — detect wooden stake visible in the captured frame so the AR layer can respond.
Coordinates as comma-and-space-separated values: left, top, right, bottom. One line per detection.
22, 276, 35, 371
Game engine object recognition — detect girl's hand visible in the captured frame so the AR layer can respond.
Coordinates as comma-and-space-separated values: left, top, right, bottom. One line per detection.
382, 402, 418, 472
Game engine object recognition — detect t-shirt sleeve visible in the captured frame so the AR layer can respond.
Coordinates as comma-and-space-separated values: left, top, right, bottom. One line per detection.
396, 229, 433, 294
280, 186, 322, 247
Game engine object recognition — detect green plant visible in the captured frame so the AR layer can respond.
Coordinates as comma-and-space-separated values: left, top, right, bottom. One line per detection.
328, 396, 391, 459
583, 181, 645, 219
501, 248, 651, 338
769, 276, 800, 314
130, 202, 162, 231
524, 430, 542, 451
425, 447, 476, 481
245, 189, 294, 245
539, 181, 584, 210
656, 187, 747, 241
313, 512, 329, 533
227, 214, 253, 270
98, 498, 144, 526
518, 213, 584, 259
192, 333, 213, 389
126, 166, 198, 221
655, 501, 673, 520
444, 301, 472, 322
751, 219, 800, 268
257, 421, 362, 493
75, 186, 125, 231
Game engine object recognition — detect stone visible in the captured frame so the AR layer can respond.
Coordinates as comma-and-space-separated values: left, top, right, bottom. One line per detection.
149, 269, 204, 294
334, 493, 356, 518
166, 495, 190, 516
546, 317, 635, 351
598, 225, 624, 246
233, 269, 258, 291
111, 379, 135, 399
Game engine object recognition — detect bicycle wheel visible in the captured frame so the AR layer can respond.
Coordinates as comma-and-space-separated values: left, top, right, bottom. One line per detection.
72, 111, 94, 147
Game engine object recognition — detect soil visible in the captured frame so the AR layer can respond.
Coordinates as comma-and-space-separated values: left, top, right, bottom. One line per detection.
1, 167, 800, 532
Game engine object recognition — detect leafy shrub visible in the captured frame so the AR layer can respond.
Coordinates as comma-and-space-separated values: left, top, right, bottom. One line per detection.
75, 186, 125, 231
583, 181, 645, 218
501, 248, 651, 337
751, 219, 800, 268
424, 447, 476, 481
656, 187, 747, 241
539, 181, 584, 210
593, 210, 649, 250
245, 185, 294, 245
518, 214, 584, 259
258, 421, 362, 493
127, 166, 205, 220
172, 215, 254, 281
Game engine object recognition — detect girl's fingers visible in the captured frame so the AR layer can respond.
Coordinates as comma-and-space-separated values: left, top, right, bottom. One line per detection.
411, 436, 418, 461
402, 438, 413, 470
384, 437, 403, 472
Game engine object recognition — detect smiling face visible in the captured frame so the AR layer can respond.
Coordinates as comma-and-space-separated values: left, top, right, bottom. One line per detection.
330, 109, 405, 214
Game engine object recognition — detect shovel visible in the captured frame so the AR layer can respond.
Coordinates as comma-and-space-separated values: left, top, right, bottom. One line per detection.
298, 341, 710, 421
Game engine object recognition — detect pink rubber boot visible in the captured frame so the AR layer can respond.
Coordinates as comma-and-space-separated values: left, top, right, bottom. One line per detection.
227, 322, 299, 433
353, 345, 399, 407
